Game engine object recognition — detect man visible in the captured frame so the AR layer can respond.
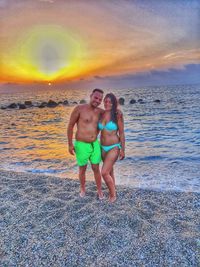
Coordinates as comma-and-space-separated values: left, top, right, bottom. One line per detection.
67, 88, 104, 198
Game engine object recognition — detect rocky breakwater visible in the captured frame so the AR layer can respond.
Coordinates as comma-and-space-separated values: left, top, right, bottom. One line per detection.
0, 99, 88, 110
1, 98, 162, 110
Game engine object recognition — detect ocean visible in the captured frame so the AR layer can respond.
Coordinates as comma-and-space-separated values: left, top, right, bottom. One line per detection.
0, 84, 200, 192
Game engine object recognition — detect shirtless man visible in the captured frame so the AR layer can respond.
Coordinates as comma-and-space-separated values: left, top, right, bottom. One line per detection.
67, 88, 104, 198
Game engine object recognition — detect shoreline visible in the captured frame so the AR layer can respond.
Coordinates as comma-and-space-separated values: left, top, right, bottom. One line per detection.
0, 169, 199, 266
1, 167, 199, 194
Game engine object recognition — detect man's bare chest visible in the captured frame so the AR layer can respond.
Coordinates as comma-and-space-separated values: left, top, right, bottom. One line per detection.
80, 111, 99, 124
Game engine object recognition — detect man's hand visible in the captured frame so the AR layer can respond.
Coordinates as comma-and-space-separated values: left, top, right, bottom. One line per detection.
119, 150, 125, 160
68, 144, 75, 155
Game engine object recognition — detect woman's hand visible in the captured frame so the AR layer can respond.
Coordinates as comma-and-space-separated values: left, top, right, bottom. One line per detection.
119, 149, 125, 160
117, 110, 125, 161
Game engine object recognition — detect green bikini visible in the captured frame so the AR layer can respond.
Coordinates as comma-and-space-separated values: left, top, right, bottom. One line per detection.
98, 121, 121, 152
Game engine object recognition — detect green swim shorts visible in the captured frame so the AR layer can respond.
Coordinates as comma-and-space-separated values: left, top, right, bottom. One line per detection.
74, 139, 101, 166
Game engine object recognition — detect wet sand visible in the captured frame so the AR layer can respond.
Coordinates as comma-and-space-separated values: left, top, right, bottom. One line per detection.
0, 169, 199, 266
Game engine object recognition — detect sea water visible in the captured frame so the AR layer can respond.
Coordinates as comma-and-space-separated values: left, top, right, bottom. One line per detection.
0, 84, 200, 192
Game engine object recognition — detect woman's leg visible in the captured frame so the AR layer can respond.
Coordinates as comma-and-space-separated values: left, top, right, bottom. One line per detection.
101, 149, 107, 162
110, 167, 115, 186
101, 147, 119, 202
102, 150, 115, 185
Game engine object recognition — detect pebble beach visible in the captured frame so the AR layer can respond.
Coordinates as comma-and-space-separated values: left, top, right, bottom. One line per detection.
0, 169, 199, 267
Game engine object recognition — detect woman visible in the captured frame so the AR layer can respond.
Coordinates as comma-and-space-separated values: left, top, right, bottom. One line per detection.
98, 93, 125, 202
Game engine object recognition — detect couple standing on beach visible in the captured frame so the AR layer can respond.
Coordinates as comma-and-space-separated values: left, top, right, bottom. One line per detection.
67, 88, 125, 202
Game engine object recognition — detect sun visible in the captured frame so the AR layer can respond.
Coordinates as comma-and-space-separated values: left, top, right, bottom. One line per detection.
8, 25, 87, 82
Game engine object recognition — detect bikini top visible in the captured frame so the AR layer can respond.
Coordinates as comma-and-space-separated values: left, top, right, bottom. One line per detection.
98, 120, 118, 131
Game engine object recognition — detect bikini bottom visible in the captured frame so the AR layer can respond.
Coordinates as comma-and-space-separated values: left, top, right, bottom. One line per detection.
101, 143, 121, 152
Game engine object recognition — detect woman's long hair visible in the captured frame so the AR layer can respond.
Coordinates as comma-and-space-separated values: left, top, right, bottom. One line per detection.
104, 93, 118, 123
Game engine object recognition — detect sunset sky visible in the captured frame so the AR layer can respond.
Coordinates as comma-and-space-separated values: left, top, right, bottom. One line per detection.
0, 0, 200, 89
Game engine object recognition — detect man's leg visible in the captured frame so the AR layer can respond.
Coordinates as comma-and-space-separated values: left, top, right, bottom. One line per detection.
74, 141, 90, 197
79, 165, 87, 197
91, 164, 104, 199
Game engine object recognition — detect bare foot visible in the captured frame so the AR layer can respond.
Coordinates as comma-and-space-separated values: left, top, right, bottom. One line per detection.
79, 189, 86, 197
109, 195, 116, 203
97, 191, 104, 200
97, 192, 104, 200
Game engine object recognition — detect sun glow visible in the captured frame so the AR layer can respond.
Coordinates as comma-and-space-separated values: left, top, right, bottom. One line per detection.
4, 25, 87, 82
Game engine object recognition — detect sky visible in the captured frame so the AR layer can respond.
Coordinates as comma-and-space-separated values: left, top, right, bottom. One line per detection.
0, 0, 200, 89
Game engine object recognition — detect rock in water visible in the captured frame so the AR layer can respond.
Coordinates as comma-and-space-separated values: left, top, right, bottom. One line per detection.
130, 99, 136, 104
8, 103, 18, 109
80, 99, 86, 104
119, 98, 125, 105
47, 100, 58, 108
24, 101, 32, 106
63, 100, 69, 106
18, 104, 26, 109
38, 102, 47, 108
